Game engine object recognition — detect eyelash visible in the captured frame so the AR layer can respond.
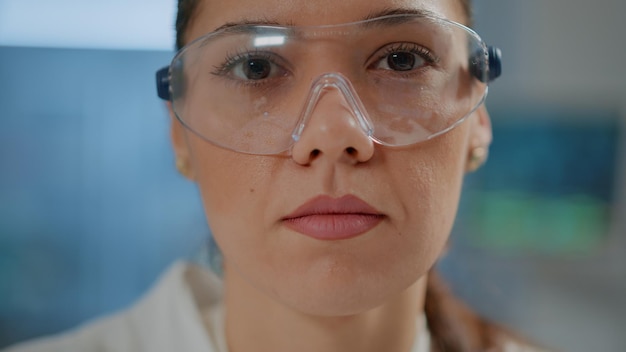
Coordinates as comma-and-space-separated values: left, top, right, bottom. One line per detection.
211, 50, 274, 76
372, 43, 439, 72
211, 50, 287, 85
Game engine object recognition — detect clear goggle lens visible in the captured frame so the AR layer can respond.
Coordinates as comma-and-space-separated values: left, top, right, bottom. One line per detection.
158, 14, 501, 154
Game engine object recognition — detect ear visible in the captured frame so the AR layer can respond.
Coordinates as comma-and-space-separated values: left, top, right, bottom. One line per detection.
168, 102, 195, 180
465, 105, 493, 172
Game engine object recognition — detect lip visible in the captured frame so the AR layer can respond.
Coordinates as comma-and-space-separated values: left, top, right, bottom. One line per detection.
281, 195, 385, 240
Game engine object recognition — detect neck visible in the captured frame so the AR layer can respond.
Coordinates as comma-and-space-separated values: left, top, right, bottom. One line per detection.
222, 267, 427, 352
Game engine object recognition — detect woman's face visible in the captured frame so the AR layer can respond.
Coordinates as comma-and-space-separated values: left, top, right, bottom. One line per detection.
171, 0, 491, 315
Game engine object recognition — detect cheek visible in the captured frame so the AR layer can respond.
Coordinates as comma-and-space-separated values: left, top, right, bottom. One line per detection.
191, 140, 272, 211
187, 137, 282, 247
387, 129, 468, 246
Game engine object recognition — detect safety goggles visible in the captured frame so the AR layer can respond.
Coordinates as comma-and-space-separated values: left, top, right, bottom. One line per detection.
156, 13, 502, 155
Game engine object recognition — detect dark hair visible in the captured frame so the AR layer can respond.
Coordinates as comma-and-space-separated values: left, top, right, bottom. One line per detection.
424, 270, 530, 351
175, 0, 201, 50
175, 0, 473, 51
172, 1, 534, 351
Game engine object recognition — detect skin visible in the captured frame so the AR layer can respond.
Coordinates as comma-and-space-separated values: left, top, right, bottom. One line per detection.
169, 0, 492, 351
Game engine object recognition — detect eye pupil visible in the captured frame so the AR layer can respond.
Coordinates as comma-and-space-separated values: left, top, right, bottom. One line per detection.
387, 52, 416, 71
244, 59, 272, 79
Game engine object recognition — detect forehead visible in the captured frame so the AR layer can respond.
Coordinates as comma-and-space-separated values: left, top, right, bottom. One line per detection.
187, 0, 464, 42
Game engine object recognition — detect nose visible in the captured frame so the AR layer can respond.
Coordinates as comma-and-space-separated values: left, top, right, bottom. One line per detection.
291, 74, 375, 165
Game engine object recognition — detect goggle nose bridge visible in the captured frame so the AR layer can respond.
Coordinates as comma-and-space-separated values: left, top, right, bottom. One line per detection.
291, 72, 375, 143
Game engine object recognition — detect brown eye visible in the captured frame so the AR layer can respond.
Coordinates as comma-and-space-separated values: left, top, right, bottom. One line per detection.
377, 51, 423, 71
219, 52, 288, 82
388, 52, 417, 71
242, 58, 272, 80
371, 43, 437, 73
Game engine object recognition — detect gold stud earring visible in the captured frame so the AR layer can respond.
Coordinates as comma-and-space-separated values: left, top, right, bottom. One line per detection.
467, 146, 488, 172
176, 158, 192, 179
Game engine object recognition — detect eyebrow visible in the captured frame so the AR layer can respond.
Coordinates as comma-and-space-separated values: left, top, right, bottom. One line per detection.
364, 7, 439, 21
213, 18, 291, 32
212, 7, 439, 32
362, 7, 440, 28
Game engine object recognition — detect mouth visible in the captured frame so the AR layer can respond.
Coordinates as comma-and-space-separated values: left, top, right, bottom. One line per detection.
281, 195, 385, 240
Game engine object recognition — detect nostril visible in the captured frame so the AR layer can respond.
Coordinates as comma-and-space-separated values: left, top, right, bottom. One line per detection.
311, 149, 321, 158
346, 147, 357, 155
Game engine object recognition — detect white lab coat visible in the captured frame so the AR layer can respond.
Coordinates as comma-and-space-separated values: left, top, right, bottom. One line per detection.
3, 262, 433, 352
3, 262, 226, 352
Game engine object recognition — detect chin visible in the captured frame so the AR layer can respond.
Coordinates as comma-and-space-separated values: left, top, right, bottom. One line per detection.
269, 253, 428, 317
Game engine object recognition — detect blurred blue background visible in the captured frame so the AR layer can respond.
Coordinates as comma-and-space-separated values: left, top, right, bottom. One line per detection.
0, 46, 210, 344
1, 0, 625, 351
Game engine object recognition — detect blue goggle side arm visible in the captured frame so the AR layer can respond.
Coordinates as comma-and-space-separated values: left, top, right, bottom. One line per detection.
156, 66, 171, 101
470, 46, 503, 83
